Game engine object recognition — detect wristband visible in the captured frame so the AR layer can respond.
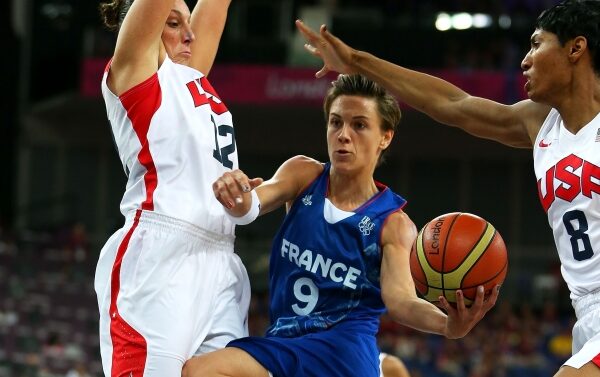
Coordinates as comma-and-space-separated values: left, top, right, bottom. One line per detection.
226, 189, 260, 225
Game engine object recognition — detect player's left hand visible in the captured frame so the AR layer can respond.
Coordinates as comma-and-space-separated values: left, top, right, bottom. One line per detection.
440, 284, 500, 339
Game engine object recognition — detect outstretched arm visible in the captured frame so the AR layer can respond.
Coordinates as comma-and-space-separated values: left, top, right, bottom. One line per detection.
295, 20, 551, 148
213, 155, 324, 219
380, 211, 498, 339
189, 0, 232, 75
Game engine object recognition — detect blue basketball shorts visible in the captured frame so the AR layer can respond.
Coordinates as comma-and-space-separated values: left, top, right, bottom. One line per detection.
227, 327, 379, 377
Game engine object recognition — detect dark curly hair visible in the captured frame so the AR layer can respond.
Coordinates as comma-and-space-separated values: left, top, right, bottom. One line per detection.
536, 0, 600, 75
99, 0, 134, 32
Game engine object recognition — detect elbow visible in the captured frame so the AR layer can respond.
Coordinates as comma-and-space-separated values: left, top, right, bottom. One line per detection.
385, 300, 413, 325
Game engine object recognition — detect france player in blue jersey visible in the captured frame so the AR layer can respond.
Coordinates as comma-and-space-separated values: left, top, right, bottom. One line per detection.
183, 74, 499, 377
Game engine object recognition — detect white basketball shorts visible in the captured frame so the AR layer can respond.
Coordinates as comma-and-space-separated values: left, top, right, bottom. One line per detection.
94, 210, 250, 376
565, 290, 600, 368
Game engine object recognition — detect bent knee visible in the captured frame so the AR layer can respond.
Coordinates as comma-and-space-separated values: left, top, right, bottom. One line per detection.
182, 355, 217, 377
183, 348, 269, 377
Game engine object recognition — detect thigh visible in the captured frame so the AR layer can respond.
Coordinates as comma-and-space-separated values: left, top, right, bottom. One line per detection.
565, 317, 600, 370
555, 361, 600, 377
119, 231, 224, 355
196, 253, 251, 354
96, 226, 132, 377
143, 354, 185, 377
572, 308, 600, 354
183, 348, 269, 377
100, 224, 226, 376
229, 330, 379, 377
95, 227, 126, 304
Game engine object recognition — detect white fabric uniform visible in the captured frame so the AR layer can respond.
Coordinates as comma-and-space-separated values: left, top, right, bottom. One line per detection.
534, 108, 600, 368
379, 353, 387, 377
95, 56, 250, 377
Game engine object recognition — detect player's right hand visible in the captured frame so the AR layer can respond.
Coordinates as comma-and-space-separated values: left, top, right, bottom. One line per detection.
295, 20, 357, 78
213, 169, 263, 214
441, 284, 500, 339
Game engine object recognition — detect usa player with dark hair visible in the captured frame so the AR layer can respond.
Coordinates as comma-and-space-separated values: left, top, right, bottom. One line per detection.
295, 0, 600, 375
181, 74, 498, 377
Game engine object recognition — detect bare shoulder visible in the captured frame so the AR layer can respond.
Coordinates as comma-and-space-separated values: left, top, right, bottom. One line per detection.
106, 0, 173, 95
282, 155, 323, 169
385, 210, 416, 230
271, 155, 325, 200
277, 155, 324, 181
382, 210, 418, 247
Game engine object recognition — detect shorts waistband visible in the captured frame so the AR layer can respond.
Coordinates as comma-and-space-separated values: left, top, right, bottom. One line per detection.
126, 210, 235, 251
573, 289, 600, 320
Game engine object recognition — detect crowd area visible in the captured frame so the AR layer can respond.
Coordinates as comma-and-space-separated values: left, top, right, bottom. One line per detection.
0, 223, 99, 377
0, 223, 574, 377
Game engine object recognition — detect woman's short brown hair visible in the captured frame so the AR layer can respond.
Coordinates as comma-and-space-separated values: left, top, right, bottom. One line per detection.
323, 74, 401, 166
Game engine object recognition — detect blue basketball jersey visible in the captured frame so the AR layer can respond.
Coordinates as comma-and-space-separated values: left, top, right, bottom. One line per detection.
266, 163, 407, 338
228, 163, 408, 376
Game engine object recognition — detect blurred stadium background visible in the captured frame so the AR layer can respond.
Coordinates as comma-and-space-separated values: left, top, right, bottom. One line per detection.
0, 0, 575, 376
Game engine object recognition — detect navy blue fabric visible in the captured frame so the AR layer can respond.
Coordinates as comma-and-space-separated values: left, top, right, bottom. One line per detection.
229, 322, 380, 377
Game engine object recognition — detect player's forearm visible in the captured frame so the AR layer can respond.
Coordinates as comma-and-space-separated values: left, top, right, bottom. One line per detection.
191, 0, 232, 19
350, 50, 469, 125
387, 297, 447, 337
189, 0, 232, 74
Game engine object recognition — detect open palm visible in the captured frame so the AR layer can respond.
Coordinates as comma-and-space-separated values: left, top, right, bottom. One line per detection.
295, 20, 356, 78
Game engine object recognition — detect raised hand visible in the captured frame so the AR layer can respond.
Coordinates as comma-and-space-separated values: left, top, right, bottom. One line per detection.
295, 20, 357, 78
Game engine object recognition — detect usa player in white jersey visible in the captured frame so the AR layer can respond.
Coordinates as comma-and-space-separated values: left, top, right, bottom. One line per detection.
182, 75, 497, 377
296, 0, 600, 375
94, 0, 254, 376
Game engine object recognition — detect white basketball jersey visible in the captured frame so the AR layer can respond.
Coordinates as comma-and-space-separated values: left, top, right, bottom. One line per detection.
101, 56, 237, 235
534, 108, 600, 299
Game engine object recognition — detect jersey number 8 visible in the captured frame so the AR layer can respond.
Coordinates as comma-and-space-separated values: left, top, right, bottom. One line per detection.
563, 210, 594, 261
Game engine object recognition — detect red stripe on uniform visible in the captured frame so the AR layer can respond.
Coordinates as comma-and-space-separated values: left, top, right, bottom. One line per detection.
199, 77, 228, 115
186, 80, 210, 108
108, 74, 162, 375
109, 210, 147, 377
120, 73, 163, 211
593, 352, 600, 367
104, 58, 113, 74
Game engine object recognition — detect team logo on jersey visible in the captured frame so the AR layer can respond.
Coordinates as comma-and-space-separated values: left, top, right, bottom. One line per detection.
358, 216, 375, 236
537, 153, 600, 212
186, 77, 228, 115
302, 195, 313, 206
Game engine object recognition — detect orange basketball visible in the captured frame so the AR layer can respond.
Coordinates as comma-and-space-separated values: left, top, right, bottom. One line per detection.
409, 212, 508, 306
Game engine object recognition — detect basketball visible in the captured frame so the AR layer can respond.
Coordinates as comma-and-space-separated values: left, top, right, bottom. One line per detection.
409, 212, 508, 306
